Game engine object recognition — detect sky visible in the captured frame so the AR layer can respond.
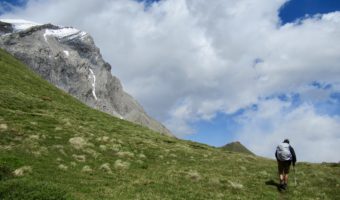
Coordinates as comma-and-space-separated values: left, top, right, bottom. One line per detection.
1, 0, 340, 163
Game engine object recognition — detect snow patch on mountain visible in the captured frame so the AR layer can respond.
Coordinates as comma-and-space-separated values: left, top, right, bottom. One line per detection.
0, 18, 87, 42
44, 28, 87, 42
63, 50, 69, 57
0, 19, 40, 31
89, 69, 98, 100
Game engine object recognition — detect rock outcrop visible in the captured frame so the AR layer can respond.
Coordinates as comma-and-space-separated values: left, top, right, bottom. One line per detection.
0, 19, 172, 136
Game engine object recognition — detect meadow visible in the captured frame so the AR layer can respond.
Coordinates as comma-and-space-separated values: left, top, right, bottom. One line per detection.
0, 48, 339, 199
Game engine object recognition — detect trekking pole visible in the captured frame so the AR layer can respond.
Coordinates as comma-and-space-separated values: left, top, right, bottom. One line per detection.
293, 165, 297, 186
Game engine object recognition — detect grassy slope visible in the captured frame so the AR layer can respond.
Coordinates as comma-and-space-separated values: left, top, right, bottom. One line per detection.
0, 48, 339, 200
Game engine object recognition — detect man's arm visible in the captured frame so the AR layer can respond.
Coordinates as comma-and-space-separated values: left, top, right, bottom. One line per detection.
289, 146, 297, 166
275, 150, 278, 161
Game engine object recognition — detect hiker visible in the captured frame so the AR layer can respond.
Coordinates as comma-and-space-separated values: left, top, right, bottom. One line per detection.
275, 139, 296, 190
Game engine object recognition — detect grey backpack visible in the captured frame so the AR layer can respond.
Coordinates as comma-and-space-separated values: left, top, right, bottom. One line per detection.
276, 143, 292, 161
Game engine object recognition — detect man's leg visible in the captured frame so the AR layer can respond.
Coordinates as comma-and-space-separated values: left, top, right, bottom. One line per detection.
282, 162, 290, 189
278, 161, 285, 189
279, 174, 284, 184
277, 161, 285, 189
284, 174, 289, 185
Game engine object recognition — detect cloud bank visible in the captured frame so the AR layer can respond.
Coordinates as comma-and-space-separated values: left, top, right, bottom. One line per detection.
1, 0, 340, 162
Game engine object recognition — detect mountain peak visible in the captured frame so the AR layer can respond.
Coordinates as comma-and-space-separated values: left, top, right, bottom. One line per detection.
221, 141, 254, 155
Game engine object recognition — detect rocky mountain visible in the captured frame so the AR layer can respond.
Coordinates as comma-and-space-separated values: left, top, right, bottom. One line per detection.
221, 141, 254, 155
0, 19, 172, 136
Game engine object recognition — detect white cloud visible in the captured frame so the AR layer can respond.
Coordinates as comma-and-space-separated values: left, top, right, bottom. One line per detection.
235, 98, 340, 163
1, 0, 340, 162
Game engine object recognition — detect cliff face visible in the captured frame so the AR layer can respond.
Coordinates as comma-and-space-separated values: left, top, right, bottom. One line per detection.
0, 19, 172, 136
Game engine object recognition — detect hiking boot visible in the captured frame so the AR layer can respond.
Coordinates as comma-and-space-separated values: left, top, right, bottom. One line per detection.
282, 183, 287, 190
279, 183, 285, 190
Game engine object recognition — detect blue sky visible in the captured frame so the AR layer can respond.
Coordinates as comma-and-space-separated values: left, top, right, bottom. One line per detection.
279, 0, 340, 24
0, 0, 25, 14
3, 0, 340, 19
185, 0, 340, 148
0, 0, 24, 6
1, 0, 340, 162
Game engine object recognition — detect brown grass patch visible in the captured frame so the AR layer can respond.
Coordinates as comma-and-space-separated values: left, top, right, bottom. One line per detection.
81, 165, 93, 173
116, 151, 134, 159
114, 160, 130, 170
72, 154, 86, 162
99, 163, 112, 174
58, 164, 68, 171
0, 123, 8, 131
69, 137, 88, 150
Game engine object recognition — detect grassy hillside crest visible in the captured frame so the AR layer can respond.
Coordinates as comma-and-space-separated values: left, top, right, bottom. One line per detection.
221, 141, 254, 155
0, 49, 339, 199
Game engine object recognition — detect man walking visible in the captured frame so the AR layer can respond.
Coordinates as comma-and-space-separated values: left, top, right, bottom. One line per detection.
275, 139, 296, 190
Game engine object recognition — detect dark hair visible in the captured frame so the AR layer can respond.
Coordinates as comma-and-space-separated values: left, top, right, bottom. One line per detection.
283, 139, 290, 144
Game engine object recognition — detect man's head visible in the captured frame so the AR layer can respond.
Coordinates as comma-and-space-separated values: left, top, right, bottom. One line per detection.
283, 139, 290, 144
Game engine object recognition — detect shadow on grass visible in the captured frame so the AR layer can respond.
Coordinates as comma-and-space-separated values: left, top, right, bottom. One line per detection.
265, 179, 282, 192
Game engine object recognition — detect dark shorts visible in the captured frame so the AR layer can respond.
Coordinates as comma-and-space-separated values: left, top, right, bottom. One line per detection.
278, 160, 291, 174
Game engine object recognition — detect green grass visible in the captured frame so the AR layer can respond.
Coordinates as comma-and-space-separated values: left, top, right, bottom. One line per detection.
0, 48, 339, 199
